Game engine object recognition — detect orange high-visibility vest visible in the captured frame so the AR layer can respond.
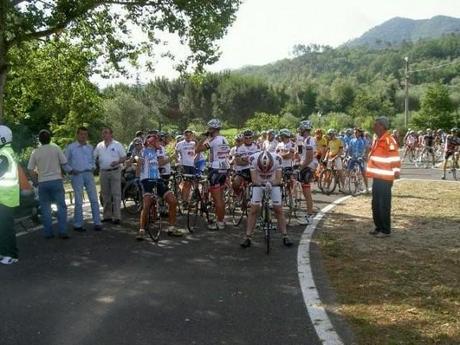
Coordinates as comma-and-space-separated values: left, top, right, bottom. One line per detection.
366, 132, 401, 181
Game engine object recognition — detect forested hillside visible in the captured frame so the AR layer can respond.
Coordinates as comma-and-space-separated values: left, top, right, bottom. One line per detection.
5, 34, 460, 150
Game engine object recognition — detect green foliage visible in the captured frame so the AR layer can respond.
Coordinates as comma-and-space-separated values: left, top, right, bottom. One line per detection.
244, 112, 283, 132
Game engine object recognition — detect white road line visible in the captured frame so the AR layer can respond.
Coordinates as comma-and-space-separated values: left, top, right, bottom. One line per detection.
297, 195, 351, 345
399, 177, 459, 183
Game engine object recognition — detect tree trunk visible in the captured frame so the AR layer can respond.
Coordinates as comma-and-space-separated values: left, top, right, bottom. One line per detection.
0, 0, 7, 124
0, 59, 6, 124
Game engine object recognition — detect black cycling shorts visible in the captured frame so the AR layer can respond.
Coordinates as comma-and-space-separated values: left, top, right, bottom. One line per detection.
235, 168, 251, 182
282, 167, 294, 182
445, 151, 455, 160
208, 168, 228, 187
298, 167, 313, 184
141, 179, 170, 198
182, 165, 197, 178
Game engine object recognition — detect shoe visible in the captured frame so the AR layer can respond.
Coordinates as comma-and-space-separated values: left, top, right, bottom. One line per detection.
208, 222, 218, 231
298, 215, 313, 226
112, 219, 121, 225
375, 232, 390, 238
369, 229, 380, 235
167, 227, 184, 237
240, 238, 251, 248
73, 227, 86, 232
136, 229, 145, 241
283, 237, 293, 247
93, 225, 103, 231
217, 221, 225, 230
101, 218, 112, 223
58, 234, 70, 239
1, 256, 18, 265
44, 234, 55, 239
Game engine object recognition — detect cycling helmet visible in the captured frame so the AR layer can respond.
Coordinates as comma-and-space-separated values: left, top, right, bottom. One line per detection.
299, 120, 312, 131
183, 129, 193, 134
234, 134, 243, 141
346, 128, 353, 135
327, 128, 336, 135
0, 125, 13, 146
175, 135, 183, 141
257, 151, 274, 173
243, 129, 254, 138
451, 127, 458, 133
133, 138, 143, 145
267, 129, 275, 135
207, 119, 222, 129
279, 128, 291, 137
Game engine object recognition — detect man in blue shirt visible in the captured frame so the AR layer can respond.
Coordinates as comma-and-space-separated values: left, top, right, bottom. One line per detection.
347, 128, 369, 191
136, 134, 183, 240
65, 127, 102, 231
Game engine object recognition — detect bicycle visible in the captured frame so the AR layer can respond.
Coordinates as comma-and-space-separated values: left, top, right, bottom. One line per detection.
282, 169, 302, 225
318, 159, 344, 195
122, 178, 143, 214
415, 148, 433, 169
143, 186, 162, 242
258, 184, 274, 255
344, 159, 365, 196
186, 175, 212, 232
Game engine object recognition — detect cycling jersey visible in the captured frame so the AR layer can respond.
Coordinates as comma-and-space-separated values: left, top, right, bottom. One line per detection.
445, 135, 460, 152
348, 137, 367, 158
327, 138, 343, 156
156, 146, 171, 176
206, 135, 230, 170
263, 139, 279, 153
300, 136, 318, 169
406, 134, 417, 147
234, 143, 259, 171
139, 148, 160, 180
423, 135, 434, 147
175, 139, 196, 167
276, 141, 295, 168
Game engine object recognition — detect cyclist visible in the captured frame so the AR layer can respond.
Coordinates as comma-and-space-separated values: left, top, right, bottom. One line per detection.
196, 119, 231, 231
263, 129, 279, 153
276, 129, 296, 192
342, 128, 353, 151
232, 129, 259, 196
157, 132, 172, 182
347, 128, 369, 191
314, 128, 328, 162
421, 128, 436, 168
297, 120, 317, 224
325, 128, 345, 192
442, 128, 460, 180
402, 130, 417, 162
127, 131, 144, 156
175, 129, 197, 204
136, 134, 183, 240
229, 134, 243, 169
240, 150, 293, 248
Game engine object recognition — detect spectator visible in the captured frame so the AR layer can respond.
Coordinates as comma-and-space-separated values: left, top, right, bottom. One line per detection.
0, 126, 32, 264
65, 127, 102, 232
28, 129, 71, 239
93, 127, 127, 224
367, 117, 401, 237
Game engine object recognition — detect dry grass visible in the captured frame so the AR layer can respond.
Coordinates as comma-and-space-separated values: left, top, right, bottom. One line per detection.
316, 180, 460, 345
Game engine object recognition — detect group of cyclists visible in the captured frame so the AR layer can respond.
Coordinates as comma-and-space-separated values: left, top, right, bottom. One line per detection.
127, 119, 377, 247
401, 127, 460, 179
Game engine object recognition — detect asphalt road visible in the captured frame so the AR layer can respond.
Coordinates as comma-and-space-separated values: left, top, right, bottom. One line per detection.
0, 164, 445, 345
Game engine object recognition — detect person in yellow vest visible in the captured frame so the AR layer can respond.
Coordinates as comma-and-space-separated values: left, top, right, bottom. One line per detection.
366, 117, 401, 238
0, 125, 32, 264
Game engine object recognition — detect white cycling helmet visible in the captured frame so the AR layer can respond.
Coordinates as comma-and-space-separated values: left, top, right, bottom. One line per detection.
299, 120, 312, 131
279, 128, 291, 137
257, 151, 274, 173
207, 119, 222, 129
0, 125, 13, 146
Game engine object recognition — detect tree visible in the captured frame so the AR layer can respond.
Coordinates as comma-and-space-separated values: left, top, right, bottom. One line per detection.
0, 0, 241, 122
411, 83, 455, 129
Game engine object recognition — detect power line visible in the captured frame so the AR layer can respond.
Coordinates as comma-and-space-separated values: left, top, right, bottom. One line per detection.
410, 59, 460, 73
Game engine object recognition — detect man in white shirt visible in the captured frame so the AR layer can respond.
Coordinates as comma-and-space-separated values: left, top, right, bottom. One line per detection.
263, 129, 279, 153
175, 129, 196, 203
232, 129, 259, 196
196, 119, 230, 231
240, 150, 293, 248
28, 129, 71, 239
93, 127, 127, 224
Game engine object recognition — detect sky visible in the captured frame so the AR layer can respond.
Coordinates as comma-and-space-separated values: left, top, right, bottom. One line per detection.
91, 0, 460, 87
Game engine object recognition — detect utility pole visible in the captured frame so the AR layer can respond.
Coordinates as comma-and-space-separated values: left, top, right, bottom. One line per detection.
404, 56, 409, 128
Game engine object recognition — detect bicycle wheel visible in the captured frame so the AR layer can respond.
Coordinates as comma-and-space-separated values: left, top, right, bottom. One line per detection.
146, 200, 161, 242
319, 168, 337, 195
186, 188, 201, 233
230, 190, 246, 226
123, 180, 143, 215
263, 203, 271, 255
286, 188, 297, 225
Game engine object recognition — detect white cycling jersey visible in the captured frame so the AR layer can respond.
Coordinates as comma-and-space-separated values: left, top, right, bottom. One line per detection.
234, 143, 259, 171
299, 136, 318, 169
156, 146, 171, 175
175, 139, 196, 167
276, 141, 295, 168
206, 135, 230, 170
263, 139, 279, 153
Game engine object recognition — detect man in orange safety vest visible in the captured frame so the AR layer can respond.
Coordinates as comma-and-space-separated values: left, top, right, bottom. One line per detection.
366, 117, 401, 237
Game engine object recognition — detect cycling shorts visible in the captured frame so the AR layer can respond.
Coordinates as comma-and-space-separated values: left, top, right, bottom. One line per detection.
445, 151, 457, 160
347, 157, 365, 173
182, 165, 197, 179
235, 168, 251, 183
208, 168, 228, 187
282, 167, 294, 182
298, 167, 314, 184
250, 185, 282, 206
327, 157, 343, 170
141, 179, 170, 198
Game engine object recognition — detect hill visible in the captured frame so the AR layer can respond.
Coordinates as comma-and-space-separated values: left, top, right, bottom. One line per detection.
344, 15, 460, 49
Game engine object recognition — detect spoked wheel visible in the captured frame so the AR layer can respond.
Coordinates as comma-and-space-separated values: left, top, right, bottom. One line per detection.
319, 168, 337, 195
230, 190, 247, 226
347, 168, 362, 196
123, 180, 143, 215
186, 191, 201, 233
146, 202, 161, 242
286, 189, 297, 225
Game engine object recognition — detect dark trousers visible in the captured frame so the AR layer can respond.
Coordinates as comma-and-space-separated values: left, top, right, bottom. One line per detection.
0, 204, 18, 258
372, 179, 393, 234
